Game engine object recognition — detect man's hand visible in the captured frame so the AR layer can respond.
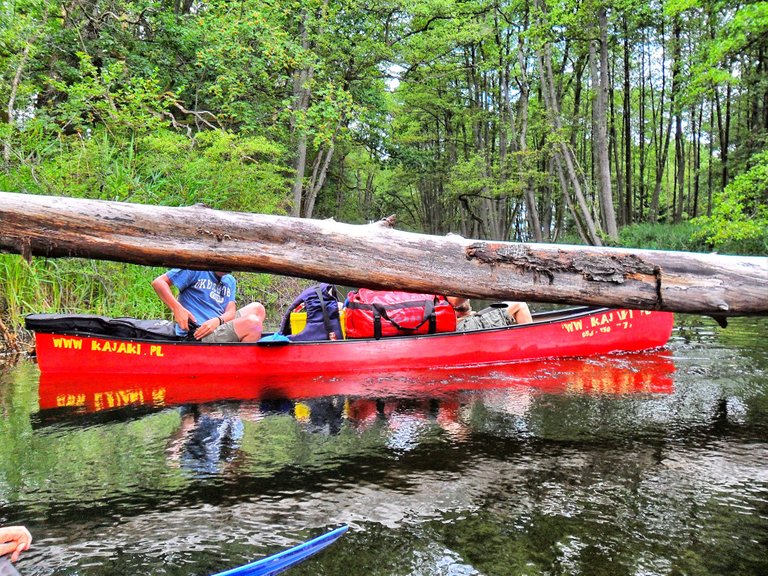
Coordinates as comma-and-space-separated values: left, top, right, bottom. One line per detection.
193, 317, 221, 340
0, 526, 32, 562
173, 308, 197, 332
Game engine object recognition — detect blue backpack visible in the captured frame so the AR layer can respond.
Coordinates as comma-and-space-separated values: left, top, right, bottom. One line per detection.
279, 283, 343, 341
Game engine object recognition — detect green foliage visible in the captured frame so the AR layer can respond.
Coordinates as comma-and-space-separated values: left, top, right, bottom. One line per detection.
2, 126, 291, 212
2, 0, 762, 243
47, 52, 167, 136
2, 0, 768, 339
192, 0, 296, 130
1, 256, 64, 321
140, 129, 291, 212
447, 154, 498, 199
691, 150, 768, 255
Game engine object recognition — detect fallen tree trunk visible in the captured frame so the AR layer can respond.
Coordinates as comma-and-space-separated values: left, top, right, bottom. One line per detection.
1, 192, 766, 316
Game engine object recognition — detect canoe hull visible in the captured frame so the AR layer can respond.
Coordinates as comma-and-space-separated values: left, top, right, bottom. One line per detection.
30, 307, 674, 378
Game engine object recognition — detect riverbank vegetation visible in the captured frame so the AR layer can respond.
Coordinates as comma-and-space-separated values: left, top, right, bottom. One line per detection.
2, 0, 766, 344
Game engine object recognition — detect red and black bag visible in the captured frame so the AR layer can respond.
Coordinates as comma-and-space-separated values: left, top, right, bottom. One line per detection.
343, 289, 456, 339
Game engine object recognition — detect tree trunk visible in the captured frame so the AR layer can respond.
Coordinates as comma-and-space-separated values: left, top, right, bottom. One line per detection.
692, 100, 702, 217
609, 59, 624, 227
515, 38, 543, 242
649, 15, 676, 223
1, 192, 766, 315
596, 8, 618, 239
590, 40, 600, 215
532, 0, 602, 245
553, 154, 590, 244
715, 73, 732, 189
638, 31, 647, 221
290, 12, 313, 218
535, 25, 602, 246
291, 130, 309, 217
290, 4, 330, 218
707, 97, 715, 216
674, 110, 685, 222
673, 21, 685, 223
623, 18, 633, 225
303, 143, 335, 219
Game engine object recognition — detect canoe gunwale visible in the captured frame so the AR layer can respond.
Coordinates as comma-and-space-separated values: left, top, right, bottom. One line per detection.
26, 305, 609, 345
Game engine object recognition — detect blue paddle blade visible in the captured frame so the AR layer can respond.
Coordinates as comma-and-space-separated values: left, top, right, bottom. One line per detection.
211, 525, 348, 576
0, 558, 21, 576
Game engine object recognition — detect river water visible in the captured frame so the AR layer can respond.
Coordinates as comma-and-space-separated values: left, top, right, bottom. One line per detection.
1, 314, 766, 575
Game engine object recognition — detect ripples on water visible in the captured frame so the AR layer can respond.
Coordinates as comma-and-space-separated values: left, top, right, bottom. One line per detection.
0, 316, 766, 575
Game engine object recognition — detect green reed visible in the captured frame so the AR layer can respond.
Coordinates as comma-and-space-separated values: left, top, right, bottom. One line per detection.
0, 256, 167, 330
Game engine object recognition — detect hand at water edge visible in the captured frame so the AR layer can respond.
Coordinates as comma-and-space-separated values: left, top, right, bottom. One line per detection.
0, 526, 32, 562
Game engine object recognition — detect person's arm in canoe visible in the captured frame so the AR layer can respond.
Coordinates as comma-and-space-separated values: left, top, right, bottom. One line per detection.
151, 272, 196, 332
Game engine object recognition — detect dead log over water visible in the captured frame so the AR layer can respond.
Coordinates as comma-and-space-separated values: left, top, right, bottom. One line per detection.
1, 192, 766, 316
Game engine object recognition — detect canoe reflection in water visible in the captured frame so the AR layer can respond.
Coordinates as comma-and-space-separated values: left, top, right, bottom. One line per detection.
36, 352, 676, 462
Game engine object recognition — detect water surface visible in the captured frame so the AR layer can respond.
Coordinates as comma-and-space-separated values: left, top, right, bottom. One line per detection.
1, 315, 766, 575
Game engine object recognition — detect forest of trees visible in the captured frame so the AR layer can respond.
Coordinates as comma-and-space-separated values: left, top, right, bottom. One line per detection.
1, 0, 767, 253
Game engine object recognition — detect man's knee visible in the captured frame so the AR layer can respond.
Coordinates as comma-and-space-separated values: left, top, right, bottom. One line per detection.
507, 302, 532, 324
239, 302, 265, 322
233, 310, 264, 342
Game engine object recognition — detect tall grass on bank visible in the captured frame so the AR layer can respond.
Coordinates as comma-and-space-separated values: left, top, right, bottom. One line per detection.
0, 256, 169, 329
557, 222, 711, 252
1, 256, 65, 323
617, 222, 710, 252
562, 221, 762, 254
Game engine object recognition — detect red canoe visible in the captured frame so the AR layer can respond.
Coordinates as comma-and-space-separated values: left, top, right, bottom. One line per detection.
27, 306, 674, 378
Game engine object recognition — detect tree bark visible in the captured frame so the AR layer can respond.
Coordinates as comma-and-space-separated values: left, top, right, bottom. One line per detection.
303, 143, 335, 219
290, 0, 333, 218
532, 0, 602, 246
1, 192, 766, 316
673, 20, 685, 223
290, 9, 314, 217
638, 31, 647, 221
514, 38, 543, 242
674, 105, 685, 222
537, 44, 602, 246
609, 56, 625, 227
553, 154, 589, 244
649, 15, 676, 223
715, 73, 732, 189
691, 100, 702, 217
622, 17, 633, 225
596, 8, 618, 239
590, 40, 599, 202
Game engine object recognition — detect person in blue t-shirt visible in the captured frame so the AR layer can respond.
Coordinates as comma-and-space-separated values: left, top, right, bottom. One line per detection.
152, 269, 265, 342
